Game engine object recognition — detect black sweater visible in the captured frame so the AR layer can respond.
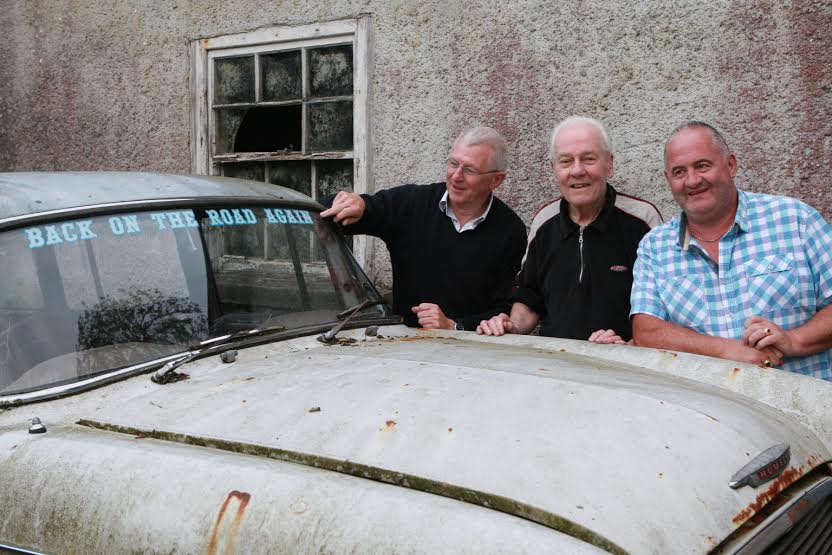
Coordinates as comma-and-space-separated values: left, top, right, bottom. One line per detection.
340, 183, 527, 329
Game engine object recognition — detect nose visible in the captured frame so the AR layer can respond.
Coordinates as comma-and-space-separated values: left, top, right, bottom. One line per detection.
569, 159, 586, 177
684, 168, 702, 187
449, 165, 465, 180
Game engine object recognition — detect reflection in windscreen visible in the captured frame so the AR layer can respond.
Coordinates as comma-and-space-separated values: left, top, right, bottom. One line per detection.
0, 205, 384, 396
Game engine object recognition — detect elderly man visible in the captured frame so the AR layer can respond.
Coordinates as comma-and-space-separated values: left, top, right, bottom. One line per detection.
631, 121, 832, 379
477, 116, 662, 342
321, 126, 527, 330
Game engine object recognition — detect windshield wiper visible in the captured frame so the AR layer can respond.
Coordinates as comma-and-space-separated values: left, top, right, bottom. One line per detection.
318, 299, 388, 344
151, 325, 286, 384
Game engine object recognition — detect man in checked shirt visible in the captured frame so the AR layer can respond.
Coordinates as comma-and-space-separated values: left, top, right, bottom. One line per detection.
631, 121, 832, 380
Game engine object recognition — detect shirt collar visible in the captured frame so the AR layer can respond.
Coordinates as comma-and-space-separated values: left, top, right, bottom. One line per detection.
677, 189, 746, 250
439, 191, 494, 232
558, 184, 616, 239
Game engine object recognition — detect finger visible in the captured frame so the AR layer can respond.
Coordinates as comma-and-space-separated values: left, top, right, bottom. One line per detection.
476, 321, 488, 335
745, 315, 766, 327
411, 306, 420, 314
487, 319, 505, 336
588, 330, 602, 341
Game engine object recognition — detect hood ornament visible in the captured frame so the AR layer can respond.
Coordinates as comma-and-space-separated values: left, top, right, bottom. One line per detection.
729, 444, 790, 489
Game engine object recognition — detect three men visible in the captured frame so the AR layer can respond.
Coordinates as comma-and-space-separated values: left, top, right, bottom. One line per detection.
321, 126, 527, 330
477, 117, 662, 342
631, 122, 832, 379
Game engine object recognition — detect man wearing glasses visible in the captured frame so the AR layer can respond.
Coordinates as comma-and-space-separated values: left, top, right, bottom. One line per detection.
321, 126, 527, 330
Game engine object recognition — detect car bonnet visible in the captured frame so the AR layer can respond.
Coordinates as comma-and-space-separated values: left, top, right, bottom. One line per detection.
45, 327, 832, 553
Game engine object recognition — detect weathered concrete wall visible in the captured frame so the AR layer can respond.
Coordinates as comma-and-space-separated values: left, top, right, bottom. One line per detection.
1, 0, 830, 284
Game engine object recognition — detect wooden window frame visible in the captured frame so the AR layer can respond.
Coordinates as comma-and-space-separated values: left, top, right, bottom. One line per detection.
190, 17, 374, 272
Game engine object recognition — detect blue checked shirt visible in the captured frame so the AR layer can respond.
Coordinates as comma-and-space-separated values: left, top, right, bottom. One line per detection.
631, 190, 832, 380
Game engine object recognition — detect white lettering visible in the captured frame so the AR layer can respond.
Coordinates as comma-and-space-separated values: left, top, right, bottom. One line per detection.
108, 217, 125, 235
206, 210, 223, 226
76, 220, 97, 240
24, 228, 45, 248
61, 222, 78, 242
150, 213, 168, 230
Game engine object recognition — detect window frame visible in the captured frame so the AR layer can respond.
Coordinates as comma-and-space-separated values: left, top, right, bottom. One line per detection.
190, 17, 374, 271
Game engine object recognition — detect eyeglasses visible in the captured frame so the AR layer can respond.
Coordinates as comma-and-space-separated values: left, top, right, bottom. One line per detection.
447, 159, 502, 177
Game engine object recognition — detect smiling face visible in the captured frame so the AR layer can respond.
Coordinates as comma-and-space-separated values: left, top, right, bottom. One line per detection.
552, 124, 613, 214
664, 127, 738, 225
445, 141, 505, 213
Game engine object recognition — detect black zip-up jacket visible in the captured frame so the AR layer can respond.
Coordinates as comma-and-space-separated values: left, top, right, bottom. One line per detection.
512, 185, 662, 340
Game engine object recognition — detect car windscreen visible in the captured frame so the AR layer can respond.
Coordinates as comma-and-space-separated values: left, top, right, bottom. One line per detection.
0, 204, 390, 396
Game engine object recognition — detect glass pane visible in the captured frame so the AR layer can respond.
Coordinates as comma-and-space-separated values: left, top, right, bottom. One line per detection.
214, 56, 255, 104
309, 45, 353, 98
214, 108, 248, 154
315, 160, 353, 200
233, 106, 302, 152
268, 161, 311, 196
307, 101, 353, 152
261, 50, 302, 102
223, 163, 265, 182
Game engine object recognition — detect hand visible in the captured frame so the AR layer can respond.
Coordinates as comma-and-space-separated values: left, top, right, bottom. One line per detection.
411, 303, 454, 330
476, 313, 513, 336
723, 339, 784, 368
587, 329, 630, 345
320, 191, 365, 225
743, 316, 800, 356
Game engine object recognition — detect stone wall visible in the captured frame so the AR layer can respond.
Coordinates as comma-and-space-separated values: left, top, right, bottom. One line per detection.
2, 0, 830, 285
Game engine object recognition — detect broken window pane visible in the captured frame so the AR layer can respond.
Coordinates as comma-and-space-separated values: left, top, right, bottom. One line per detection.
222, 162, 265, 182
268, 161, 311, 196
214, 56, 255, 104
261, 51, 302, 102
309, 45, 353, 98
315, 160, 353, 200
233, 105, 302, 152
214, 108, 248, 154
307, 101, 353, 152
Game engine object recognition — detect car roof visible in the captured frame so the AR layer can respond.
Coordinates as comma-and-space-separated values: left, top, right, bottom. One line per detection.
0, 171, 320, 223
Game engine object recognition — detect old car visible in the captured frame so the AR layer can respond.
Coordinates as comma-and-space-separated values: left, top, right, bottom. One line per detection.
1, 172, 831, 554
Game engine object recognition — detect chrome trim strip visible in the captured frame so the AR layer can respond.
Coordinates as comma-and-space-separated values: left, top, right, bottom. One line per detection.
0, 352, 185, 407
0, 541, 47, 554
0, 196, 321, 230
735, 475, 832, 554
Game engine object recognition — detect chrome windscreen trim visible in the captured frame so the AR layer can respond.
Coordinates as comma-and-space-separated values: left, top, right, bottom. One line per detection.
0, 541, 47, 554
0, 352, 185, 407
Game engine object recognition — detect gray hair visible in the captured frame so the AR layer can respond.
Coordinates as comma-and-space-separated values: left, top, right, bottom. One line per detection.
548, 116, 613, 160
454, 126, 509, 171
663, 121, 731, 167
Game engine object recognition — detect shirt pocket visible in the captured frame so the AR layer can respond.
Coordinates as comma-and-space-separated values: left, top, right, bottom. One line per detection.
743, 254, 800, 314
658, 274, 709, 329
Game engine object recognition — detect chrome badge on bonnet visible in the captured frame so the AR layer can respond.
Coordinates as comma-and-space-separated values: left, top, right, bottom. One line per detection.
729, 444, 791, 489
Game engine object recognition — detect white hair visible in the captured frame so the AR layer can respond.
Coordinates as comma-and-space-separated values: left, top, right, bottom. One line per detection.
454, 126, 509, 171
548, 116, 613, 160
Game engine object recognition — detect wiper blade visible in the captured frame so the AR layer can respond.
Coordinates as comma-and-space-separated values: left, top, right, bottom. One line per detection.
319, 299, 388, 343
151, 325, 286, 384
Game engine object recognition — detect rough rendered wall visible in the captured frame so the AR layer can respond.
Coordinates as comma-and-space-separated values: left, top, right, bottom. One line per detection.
1, 1, 830, 286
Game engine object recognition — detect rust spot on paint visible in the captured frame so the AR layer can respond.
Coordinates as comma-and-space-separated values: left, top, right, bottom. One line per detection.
399, 336, 432, 342
731, 466, 805, 525
729, 367, 741, 383
448, 427, 453, 432
202, 38, 210, 48
308, 406, 321, 413
243, 376, 255, 381
385, 420, 396, 429
208, 490, 251, 555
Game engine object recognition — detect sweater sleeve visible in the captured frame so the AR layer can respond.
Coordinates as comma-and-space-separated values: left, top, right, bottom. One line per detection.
456, 218, 528, 330
322, 185, 415, 242
509, 231, 547, 317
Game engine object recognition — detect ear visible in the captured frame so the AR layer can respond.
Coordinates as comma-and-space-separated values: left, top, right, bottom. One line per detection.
490, 172, 506, 190
607, 153, 614, 179
727, 153, 738, 177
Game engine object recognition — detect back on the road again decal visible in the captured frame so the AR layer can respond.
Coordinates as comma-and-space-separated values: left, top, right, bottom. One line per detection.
22, 207, 315, 249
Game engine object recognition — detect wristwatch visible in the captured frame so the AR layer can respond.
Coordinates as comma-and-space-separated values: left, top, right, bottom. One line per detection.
454, 321, 464, 331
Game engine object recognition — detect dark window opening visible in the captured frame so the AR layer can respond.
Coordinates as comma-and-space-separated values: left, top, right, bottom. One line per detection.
234, 106, 302, 152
